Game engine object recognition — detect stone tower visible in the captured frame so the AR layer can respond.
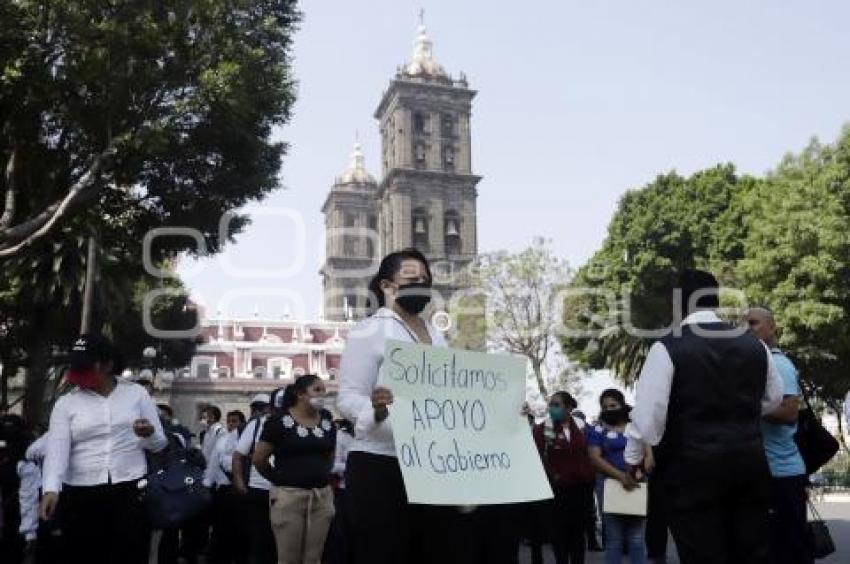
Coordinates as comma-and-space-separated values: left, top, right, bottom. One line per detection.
321, 142, 379, 321
374, 23, 481, 310
322, 22, 481, 324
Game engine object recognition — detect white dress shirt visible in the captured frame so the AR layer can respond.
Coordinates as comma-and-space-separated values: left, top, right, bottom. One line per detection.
624, 310, 784, 465
332, 431, 354, 488
17, 435, 47, 541
204, 429, 238, 488
42, 380, 167, 493
202, 421, 224, 464
337, 307, 447, 458
235, 416, 271, 490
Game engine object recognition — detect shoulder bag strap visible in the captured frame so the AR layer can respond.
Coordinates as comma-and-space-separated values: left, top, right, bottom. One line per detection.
248, 417, 262, 457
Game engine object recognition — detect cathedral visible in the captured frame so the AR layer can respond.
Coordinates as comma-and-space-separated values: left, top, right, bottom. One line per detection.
154, 21, 482, 427
321, 22, 481, 322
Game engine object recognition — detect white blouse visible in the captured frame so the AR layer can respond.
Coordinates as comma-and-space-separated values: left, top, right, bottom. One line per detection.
337, 307, 447, 458
204, 429, 238, 488
42, 380, 167, 492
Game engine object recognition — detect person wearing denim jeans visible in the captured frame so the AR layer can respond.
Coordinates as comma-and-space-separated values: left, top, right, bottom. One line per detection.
588, 389, 648, 564
602, 510, 646, 564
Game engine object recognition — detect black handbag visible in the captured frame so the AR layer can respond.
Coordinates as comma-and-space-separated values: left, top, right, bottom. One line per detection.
142, 436, 212, 529
794, 382, 839, 475
808, 499, 836, 559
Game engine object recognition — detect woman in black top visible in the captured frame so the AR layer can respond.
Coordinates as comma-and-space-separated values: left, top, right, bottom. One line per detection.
254, 375, 337, 564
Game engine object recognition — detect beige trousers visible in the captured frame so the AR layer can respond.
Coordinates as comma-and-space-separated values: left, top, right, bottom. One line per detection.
269, 485, 335, 564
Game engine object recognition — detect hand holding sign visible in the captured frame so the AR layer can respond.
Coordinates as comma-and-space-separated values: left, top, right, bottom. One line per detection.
371, 387, 394, 423
379, 340, 553, 505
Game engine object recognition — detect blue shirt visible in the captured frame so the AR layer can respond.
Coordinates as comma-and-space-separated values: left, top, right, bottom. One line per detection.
587, 424, 627, 473
761, 350, 806, 477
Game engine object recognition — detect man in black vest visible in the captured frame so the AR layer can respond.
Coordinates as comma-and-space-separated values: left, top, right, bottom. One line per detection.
624, 270, 783, 564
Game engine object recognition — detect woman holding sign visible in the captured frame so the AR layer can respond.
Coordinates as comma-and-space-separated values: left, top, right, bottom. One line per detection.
587, 389, 649, 564
533, 391, 595, 564
337, 249, 449, 564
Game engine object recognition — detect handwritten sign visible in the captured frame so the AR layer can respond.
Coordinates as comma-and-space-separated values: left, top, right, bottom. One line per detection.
379, 340, 553, 505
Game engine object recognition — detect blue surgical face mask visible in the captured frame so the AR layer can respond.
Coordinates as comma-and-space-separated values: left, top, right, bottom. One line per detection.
548, 406, 566, 423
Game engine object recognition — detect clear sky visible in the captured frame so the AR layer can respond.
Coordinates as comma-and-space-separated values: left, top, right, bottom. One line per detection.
178, 0, 850, 324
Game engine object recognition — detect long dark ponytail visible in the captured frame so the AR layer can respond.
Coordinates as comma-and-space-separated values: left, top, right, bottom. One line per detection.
282, 374, 321, 409
367, 248, 432, 312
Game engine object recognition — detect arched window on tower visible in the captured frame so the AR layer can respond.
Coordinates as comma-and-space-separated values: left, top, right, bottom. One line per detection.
343, 291, 358, 320
412, 208, 430, 252
414, 143, 427, 169
413, 111, 427, 134
445, 211, 461, 256
441, 113, 455, 137
343, 213, 357, 256
443, 144, 455, 171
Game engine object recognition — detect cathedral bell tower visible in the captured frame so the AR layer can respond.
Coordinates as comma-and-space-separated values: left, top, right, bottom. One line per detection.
374, 22, 481, 313
320, 142, 379, 321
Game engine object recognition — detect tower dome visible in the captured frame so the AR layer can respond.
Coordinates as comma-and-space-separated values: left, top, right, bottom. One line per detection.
335, 142, 376, 186
403, 24, 447, 79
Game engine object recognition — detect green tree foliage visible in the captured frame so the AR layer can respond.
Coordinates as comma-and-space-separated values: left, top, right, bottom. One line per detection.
0, 225, 197, 419
0, 0, 300, 420
0, 0, 300, 257
736, 130, 850, 408
564, 127, 850, 408
562, 165, 753, 385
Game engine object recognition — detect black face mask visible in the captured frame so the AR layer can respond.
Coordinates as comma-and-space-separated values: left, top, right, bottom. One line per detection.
600, 407, 629, 426
395, 281, 432, 315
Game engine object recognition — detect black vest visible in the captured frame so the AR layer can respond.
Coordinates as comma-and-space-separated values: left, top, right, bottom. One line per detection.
658, 322, 767, 461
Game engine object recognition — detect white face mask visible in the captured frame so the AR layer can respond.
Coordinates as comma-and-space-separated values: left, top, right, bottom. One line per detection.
308, 397, 324, 410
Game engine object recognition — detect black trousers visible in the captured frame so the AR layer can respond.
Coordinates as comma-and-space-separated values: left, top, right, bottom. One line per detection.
61, 480, 150, 564
546, 485, 587, 564
645, 472, 670, 558
516, 501, 546, 564
663, 453, 771, 564
346, 452, 519, 564
157, 509, 208, 564
0, 480, 25, 564
345, 452, 415, 564
768, 475, 813, 564
210, 485, 247, 564
458, 504, 521, 564
323, 487, 352, 564
240, 487, 276, 564
580, 483, 601, 550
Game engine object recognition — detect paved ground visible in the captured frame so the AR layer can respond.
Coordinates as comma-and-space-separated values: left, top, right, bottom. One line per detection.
519, 500, 850, 563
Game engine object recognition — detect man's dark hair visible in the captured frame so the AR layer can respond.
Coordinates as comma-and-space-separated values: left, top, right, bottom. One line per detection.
678, 269, 720, 318
206, 405, 222, 422
227, 410, 247, 426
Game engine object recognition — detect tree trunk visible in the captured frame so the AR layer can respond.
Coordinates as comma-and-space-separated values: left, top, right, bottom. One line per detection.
531, 358, 548, 397
0, 355, 10, 410
80, 235, 98, 334
825, 397, 850, 455
23, 333, 51, 426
